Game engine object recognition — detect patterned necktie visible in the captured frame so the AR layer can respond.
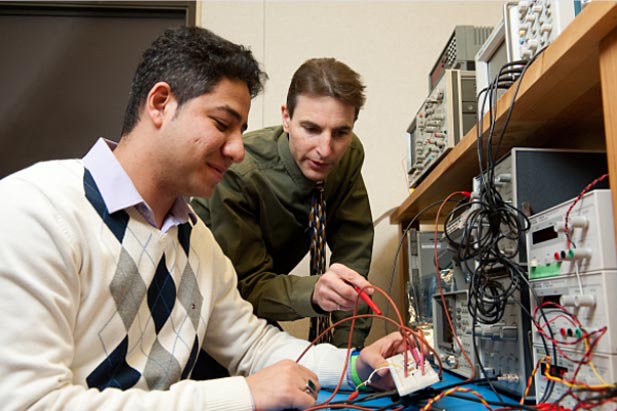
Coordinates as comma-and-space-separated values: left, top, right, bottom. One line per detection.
308, 180, 333, 344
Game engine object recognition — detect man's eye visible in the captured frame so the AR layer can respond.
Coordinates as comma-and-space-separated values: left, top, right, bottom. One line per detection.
214, 119, 229, 131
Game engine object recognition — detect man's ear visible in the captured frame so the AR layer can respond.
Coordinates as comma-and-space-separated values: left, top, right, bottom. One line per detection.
146, 82, 174, 128
281, 104, 290, 133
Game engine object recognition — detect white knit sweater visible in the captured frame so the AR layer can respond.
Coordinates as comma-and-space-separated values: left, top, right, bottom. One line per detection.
0, 159, 349, 411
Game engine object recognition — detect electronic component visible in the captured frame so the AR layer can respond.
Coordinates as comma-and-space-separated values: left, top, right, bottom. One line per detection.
473, 148, 608, 264
532, 344, 617, 410
526, 189, 615, 279
475, 18, 510, 110
407, 229, 462, 325
528, 192, 617, 407
429, 25, 493, 92
432, 289, 476, 379
505, 0, 582, 61
530, 270, 617, 356
472, 275, 533, 398
432, 275, 533, 397
404, 131, 414, 177
406, 69, 477, 188
387, 351, 440, 396
475, 10, 525, 113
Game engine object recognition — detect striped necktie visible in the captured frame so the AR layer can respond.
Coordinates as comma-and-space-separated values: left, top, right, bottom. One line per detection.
308, 180, 332, 344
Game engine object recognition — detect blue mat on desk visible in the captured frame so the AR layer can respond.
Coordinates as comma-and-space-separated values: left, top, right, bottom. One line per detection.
316, 370, 524, 410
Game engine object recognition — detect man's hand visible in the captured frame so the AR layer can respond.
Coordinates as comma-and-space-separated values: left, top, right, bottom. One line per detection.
246, 359, 321, 410
355, 332, 421, 391
311, 263, 373, 312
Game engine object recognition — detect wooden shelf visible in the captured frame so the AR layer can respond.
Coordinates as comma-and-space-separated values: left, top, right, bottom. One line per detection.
391, 2, 617, 225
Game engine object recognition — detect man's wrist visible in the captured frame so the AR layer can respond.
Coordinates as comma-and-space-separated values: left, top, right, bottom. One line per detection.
347, 349, 367, 391
310, 290, 328, 315
292, 275, 322, 316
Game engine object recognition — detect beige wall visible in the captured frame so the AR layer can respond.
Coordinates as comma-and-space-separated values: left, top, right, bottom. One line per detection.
198, 0, 503, 343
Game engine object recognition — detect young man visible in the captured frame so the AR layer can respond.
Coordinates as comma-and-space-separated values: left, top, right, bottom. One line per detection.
0, 27, 409, 411
191, 58, 374, 349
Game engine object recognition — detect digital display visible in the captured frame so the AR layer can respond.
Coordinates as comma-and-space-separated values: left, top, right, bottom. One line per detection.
532, 226, 559, 244
441, 307, 453, 345
539, 294, 561, 305
434, 297, 454, 350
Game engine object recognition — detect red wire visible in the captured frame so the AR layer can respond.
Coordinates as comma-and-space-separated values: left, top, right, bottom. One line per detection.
532, 301, 607, 368
294, 283, 441, 408
564, 173, 608, 248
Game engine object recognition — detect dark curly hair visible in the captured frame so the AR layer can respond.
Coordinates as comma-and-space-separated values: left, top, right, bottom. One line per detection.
121, 26, 267, 135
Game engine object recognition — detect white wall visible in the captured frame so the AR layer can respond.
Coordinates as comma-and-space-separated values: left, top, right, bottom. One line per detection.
198, 0, 503, 343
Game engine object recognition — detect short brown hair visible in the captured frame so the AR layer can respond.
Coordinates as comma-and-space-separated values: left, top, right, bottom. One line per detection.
286, 58, 366, 121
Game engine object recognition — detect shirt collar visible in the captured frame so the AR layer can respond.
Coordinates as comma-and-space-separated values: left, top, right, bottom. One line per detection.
82, 138, 196, 230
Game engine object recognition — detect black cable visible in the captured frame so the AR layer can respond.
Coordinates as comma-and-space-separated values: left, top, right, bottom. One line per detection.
492, 49, 547, 163
441, 47, 558, 406
435, 375, 500, 391
385, 196, 468, 334
517, 268, 558, 403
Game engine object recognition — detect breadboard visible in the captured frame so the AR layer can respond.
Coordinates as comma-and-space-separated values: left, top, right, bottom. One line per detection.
386, 352, 440, 396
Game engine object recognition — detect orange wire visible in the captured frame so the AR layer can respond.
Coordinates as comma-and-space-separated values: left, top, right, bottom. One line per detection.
564, 173, 608, 248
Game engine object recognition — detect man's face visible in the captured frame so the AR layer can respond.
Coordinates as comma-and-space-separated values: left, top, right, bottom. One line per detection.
282, 95, 355, 182
159, 77, 250, 198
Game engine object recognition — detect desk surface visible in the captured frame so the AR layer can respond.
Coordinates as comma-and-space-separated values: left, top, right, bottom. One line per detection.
316, 370, 523, 410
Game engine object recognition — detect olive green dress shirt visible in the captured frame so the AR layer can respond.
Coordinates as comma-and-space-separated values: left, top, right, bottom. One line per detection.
191, 125, 374, 347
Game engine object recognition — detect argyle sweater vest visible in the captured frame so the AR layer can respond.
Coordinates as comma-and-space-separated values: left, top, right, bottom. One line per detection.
81, 169, 204, 390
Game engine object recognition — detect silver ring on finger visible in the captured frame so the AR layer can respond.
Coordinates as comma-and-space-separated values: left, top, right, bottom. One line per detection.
304, 379, 317, 395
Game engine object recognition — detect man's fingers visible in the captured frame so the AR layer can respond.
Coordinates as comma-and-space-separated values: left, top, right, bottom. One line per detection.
314, 266, 378, 312
329, 263, 373, 293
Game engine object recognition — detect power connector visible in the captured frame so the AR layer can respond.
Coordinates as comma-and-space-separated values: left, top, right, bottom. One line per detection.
386, 351, 440, 396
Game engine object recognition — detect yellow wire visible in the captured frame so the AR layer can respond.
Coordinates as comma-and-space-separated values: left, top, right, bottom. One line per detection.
421, 387, 491, 411
584, 338, 609, 385
543, 368, 613, 390
522, 356, 550, 405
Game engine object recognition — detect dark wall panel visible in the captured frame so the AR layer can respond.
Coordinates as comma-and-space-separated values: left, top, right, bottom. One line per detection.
0, 2, 194, 178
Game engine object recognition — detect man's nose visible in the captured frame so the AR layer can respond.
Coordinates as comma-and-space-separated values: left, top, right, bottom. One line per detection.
316, 133, 332, 157
224, 131, 245, 163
